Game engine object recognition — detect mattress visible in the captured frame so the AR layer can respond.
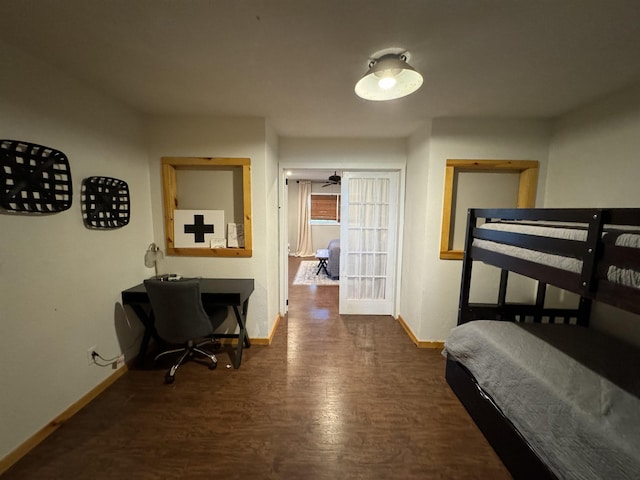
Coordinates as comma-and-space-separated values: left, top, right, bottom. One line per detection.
473, 222, 640, 289
444, 321, 640, 480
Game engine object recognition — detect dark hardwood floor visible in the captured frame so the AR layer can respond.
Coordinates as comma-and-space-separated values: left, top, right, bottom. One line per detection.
3, 256, 509, 479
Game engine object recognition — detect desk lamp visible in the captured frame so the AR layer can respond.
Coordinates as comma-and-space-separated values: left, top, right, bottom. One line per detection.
144, 242, 163, 277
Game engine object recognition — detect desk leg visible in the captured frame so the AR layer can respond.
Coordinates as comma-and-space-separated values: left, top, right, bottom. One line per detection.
241, 298, 251, 348
130, 304, 158, 368
232, 299, 251, 368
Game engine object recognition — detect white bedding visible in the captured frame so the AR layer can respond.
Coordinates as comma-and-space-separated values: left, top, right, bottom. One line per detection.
614, 233, 640, 249
444, 321, 640, 480
473, 222, 640, 288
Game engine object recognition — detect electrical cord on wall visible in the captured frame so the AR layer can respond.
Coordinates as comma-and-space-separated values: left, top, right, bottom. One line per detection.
91, 351, 119, 366
90, 332, 144, 368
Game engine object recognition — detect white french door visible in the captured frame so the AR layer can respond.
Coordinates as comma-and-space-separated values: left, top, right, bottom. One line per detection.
339, 171, 399, 315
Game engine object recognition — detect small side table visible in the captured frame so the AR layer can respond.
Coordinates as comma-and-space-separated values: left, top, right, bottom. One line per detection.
315, 248, 329, 276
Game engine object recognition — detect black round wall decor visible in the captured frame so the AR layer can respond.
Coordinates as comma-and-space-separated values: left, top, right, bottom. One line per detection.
0, 139, 73, 213
81, 176, 130, 229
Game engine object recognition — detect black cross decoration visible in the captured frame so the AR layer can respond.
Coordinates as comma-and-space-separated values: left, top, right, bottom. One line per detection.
184, 214, 214, 243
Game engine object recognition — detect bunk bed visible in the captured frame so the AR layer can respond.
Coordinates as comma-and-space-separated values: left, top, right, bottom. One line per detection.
443, 208, 640, 480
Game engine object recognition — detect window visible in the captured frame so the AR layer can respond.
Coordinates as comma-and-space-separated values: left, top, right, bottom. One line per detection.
310, 193, 340, 224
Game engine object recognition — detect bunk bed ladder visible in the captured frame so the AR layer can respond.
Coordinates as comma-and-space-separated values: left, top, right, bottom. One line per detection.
533, 281, 546, 323
576, 296, 592, 327
581, 209, 605, 294
496, 269, 508, 320
457, 209, 476, 325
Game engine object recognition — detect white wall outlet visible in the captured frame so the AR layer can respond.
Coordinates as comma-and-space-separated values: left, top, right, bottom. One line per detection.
87, 345, 97, 365
116, 354, 125, 368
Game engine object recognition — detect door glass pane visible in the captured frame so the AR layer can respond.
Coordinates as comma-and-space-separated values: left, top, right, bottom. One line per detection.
345, 177, 390, 301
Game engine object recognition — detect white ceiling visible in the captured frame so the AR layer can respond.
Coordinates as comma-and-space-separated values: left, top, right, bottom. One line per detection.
1, 0, 640, 138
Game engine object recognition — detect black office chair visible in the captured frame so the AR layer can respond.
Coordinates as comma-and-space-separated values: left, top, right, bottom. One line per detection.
144, 278, 227, 384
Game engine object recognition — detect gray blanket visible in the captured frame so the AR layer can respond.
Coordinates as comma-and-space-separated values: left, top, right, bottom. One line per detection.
444, 321, 640, 480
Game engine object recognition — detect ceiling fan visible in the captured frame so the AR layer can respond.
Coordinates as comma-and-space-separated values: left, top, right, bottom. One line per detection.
322, 171, 341, 187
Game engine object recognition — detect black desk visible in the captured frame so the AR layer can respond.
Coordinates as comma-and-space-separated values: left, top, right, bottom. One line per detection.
122, 278, 254, 369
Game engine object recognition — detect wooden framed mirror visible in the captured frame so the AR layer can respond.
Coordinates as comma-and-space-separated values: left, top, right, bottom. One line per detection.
440, 159, 538, 260
161, 156, 252, 257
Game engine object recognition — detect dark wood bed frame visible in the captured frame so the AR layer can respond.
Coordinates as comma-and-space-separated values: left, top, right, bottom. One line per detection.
445, 207, 640, 480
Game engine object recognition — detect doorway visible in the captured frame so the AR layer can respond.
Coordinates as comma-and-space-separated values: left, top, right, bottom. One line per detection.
278, 167, 404, 317
339, 171, 399, 315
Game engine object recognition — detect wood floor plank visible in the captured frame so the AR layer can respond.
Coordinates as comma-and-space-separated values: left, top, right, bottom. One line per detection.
3, 256, 509, 479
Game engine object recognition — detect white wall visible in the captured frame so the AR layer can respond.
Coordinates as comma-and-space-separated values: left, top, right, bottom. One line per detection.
0, 41, 151, 460
144, 115, 279, 339
280, 138, 407, 169
546, 85, 640, 208
405, 118, 552, 341
546, 83, 640, 344
401, 122, 432, 338
264, 122, 280, 330
312, 225, 341, 253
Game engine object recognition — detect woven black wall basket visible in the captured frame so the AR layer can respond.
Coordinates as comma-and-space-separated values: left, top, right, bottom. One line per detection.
81, 176, 130, 229
0, 140, 73, 213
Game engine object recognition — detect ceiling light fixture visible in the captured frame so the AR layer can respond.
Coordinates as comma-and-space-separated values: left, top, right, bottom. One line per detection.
355, 53, 423, 101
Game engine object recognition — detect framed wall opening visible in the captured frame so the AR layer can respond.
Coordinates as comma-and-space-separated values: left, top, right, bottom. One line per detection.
440, 159, 539, 260
161, 156, 252, 257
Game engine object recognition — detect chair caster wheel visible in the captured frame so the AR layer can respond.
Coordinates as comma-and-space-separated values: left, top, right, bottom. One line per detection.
209, 361, 218, 370
164, 374, 175, 384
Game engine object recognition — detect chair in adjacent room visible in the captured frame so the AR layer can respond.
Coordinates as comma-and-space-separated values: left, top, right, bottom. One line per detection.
143, 278, 227, 384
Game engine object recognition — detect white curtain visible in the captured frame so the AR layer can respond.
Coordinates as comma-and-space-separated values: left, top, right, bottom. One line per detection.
294, 180, 314, 257
345, 178, 389, 300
